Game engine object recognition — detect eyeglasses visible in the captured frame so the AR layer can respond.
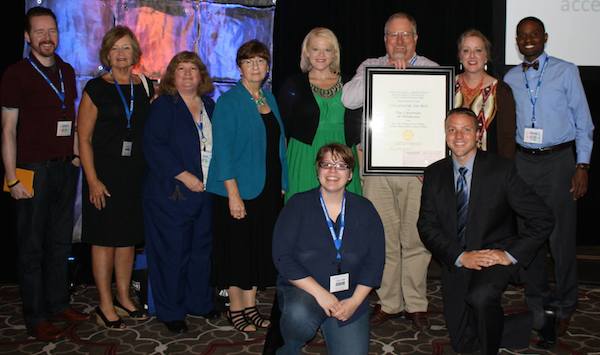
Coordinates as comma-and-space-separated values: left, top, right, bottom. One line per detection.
240, 58, 268, 67
386, 31, 414, 40
318, 161, 350, 171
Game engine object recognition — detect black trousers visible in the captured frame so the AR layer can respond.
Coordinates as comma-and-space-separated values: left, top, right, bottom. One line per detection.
442, 264, 531, 355
516, 149, 578, 325
15, 160, 78, 330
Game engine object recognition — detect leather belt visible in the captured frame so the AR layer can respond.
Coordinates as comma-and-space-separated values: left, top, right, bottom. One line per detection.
517, 141, 574, 155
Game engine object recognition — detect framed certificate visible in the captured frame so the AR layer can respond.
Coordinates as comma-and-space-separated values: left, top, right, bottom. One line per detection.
363, 66, 454, 175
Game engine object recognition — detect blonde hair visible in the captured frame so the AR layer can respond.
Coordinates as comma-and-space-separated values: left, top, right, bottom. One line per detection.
299, 27, 341, 73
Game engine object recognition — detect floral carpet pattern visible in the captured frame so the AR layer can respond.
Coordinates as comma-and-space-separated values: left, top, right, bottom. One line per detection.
1, 280, 599, 354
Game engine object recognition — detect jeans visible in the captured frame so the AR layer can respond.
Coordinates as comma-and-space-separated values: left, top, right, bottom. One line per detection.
276, 286, 369, 355
15, 160, 77, 330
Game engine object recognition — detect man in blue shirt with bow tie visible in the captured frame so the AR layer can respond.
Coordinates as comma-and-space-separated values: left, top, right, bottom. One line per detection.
504, 16, 594, 337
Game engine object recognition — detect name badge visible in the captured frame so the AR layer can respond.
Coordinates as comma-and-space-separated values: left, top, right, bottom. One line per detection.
329, 272, 349, 293
201, 150, 212, 184
56, 121, 72, 136
524, 128, 543, 144
121, 141, 132, 157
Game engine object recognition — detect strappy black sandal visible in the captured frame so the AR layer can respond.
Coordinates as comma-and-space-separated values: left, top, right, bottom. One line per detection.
95, 306, 126, 330
227, 309, 255, 332
244, 306, 270, 328
113, 297, 148, 320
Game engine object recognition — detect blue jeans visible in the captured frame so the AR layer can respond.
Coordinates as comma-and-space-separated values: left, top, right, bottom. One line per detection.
276, 286, 369, 355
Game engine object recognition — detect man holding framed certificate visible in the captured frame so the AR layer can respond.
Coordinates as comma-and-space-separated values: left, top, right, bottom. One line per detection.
342, 12, 438, 329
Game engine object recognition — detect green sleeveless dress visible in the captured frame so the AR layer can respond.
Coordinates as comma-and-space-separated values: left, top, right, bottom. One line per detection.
285, 89, 362, 203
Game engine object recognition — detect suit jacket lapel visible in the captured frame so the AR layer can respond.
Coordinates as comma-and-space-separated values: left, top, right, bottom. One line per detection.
441, 158, 457, 238
466, 151, 484, 249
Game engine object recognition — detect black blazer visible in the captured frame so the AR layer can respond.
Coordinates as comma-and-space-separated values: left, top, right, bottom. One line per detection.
417, 151, 553, 271
277, 73, 362, 146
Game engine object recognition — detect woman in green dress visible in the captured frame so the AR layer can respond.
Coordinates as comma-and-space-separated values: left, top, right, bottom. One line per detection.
278, 27, 362, 202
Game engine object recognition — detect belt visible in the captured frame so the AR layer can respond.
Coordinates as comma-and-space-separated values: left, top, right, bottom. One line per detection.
47, 155, 74, 163
517, 141, 574, 155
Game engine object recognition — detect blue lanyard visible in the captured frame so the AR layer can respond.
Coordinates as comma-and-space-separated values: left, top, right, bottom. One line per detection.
27, 57, 66, 110
111, 72, 134, 129
408, 55, 418, 66
522, 57, 548, 128
319, 192, 346, 261
196, 121, 207, 144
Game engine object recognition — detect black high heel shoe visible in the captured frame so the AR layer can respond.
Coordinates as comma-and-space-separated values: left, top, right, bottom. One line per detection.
113, 298, 148, 320
95, 306, 126, 330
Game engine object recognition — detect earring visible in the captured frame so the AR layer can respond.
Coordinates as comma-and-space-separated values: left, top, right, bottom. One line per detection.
484, 63, 488, 71
459, 63, 463, 71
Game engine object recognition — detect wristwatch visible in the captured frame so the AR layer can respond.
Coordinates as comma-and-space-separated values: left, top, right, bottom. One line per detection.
575, 163, 590, 170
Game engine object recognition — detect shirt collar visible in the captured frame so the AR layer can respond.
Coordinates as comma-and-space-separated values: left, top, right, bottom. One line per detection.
524, 51, 547, 64
452, 153, 475, 175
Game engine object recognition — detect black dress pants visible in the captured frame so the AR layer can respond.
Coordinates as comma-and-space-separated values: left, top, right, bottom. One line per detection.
15, 160, 77, 331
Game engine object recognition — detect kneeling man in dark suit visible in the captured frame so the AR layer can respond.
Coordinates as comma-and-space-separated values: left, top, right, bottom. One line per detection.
417, 108, 555, 354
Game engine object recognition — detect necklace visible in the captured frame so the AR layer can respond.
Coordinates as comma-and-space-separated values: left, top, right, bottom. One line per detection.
458, 75, 484, 106
310, 77, 342, 98
251, 89, 266, 106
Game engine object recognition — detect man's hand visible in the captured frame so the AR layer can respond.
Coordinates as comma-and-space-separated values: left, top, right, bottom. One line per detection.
570, 168, 588, 200
9, 182, 33, 199
460, 250, 496, 270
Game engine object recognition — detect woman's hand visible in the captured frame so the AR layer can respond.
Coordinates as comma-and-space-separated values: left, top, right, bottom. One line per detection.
228, 194, 246, 219
89, 179, 111, 210
175, 171, 205, 192
331, 297, 360, 322
314, 289, 339, 317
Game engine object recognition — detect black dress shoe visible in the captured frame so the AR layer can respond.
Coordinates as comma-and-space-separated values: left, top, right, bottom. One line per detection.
163, 320, 188, 334
537, 308, 556, 349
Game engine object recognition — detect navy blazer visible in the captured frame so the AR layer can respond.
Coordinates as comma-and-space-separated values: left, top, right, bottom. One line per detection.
418, 150, 554, 270
143, 94, 215, 200
272, 188, 385, 325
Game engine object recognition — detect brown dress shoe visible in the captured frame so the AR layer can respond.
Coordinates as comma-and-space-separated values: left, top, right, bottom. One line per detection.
404, 311, 429, 330
52, 307, 90, 322
30, 320, 64, 342
370, 304, 403, 327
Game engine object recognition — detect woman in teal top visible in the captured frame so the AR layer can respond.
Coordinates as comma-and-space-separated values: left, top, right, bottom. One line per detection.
278, 27, 362, 202
207, 40, 287, 333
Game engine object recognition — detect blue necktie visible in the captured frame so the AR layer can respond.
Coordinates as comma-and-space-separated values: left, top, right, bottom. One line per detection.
456, 167, 468, 248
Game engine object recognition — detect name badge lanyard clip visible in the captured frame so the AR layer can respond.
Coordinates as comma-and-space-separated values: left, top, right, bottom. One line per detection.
111, 72, 134, 132
319, 192, 346, 274
196, 115, 207, 150
28, 57, 66, 111
522, 57, 548, 128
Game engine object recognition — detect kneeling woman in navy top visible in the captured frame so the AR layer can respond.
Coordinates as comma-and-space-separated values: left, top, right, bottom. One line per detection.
272, 143, 385, 355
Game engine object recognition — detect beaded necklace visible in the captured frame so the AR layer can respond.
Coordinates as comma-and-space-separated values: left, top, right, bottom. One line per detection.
251, 89, 267, 106
458, 74, 484, 106
310, 76, 342, 98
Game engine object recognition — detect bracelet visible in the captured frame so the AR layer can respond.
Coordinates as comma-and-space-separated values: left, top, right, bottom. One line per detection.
576, 163, 590, 170
7, 179, 20, 188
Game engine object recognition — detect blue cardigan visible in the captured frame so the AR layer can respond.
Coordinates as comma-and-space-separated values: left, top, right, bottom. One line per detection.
207, 81, 288, 199
272, 188, 385, 325
143, 94, 214, 199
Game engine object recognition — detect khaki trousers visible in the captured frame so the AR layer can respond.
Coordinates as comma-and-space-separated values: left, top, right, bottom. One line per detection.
363, 175, 431, 314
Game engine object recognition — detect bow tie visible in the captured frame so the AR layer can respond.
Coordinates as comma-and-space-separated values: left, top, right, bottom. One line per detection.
522, 61, 539, 71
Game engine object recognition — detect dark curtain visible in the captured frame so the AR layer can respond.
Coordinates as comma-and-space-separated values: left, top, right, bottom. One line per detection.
272, 0, 500, 92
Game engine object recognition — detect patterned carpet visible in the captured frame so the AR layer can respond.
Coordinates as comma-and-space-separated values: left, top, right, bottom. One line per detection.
1, 279, 599, 355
